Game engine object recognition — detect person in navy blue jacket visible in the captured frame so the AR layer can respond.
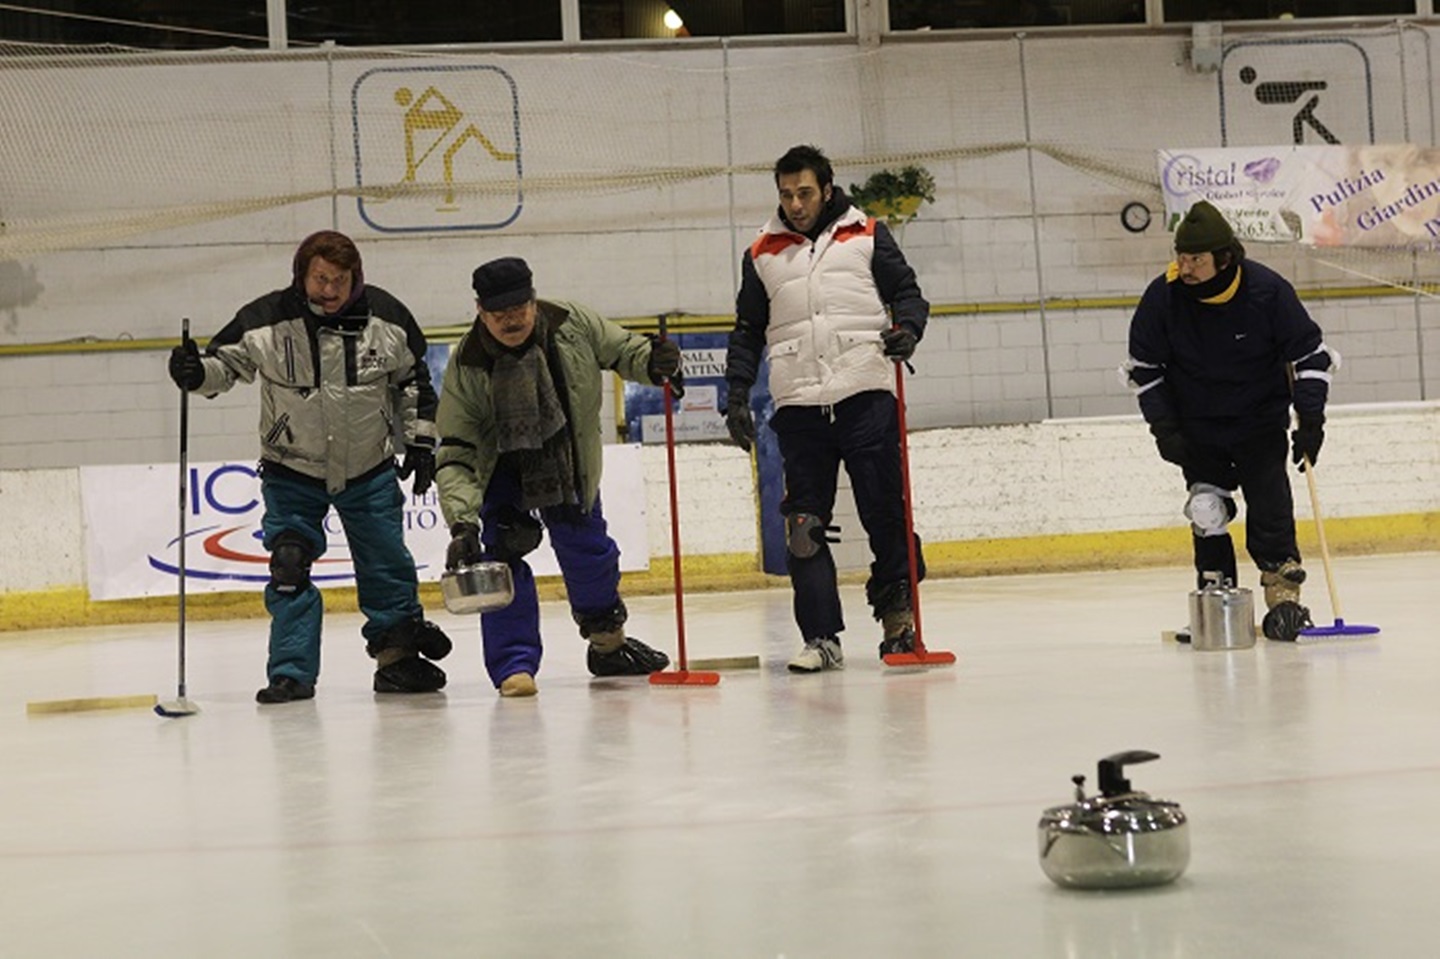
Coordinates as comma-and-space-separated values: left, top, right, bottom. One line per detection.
1125, 200, 1336, 641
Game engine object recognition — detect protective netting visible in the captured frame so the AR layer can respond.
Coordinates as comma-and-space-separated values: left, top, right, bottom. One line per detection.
0, 37, 1156, 258
0, 29, 1435, 298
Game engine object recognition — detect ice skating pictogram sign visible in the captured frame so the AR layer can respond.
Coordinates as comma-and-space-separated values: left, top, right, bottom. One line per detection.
1218, 38, 1375, 148
352, 65, 521, 233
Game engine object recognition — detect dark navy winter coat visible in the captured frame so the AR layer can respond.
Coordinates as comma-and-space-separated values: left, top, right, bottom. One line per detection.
1126, 259, 1331, 442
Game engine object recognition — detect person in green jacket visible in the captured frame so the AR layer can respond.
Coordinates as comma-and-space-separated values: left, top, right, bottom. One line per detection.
435, 257, 682, 697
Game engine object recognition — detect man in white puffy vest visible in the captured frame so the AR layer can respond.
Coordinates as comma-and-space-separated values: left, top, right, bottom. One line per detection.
723, 144, 930, 672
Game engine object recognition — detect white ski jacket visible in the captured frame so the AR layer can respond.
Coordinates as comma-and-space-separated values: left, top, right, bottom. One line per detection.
194, 285, 437, 494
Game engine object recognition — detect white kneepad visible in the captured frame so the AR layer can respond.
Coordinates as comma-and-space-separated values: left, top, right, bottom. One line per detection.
1183, 482, 1236, 537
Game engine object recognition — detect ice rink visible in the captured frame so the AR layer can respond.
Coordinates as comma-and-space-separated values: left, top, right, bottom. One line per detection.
2, 553, 1438, 958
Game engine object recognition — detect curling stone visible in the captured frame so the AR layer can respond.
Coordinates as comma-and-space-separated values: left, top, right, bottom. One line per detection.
440, 561, 515, 614
1038, 750, 1189, 889
1188, 570, 1255, 651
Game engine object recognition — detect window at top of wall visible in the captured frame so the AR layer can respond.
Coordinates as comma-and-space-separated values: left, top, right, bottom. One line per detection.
888, 0, 1144, 29
1162, 0, 1415, 21
581, 0, 845, 40
0, 1, 269, 50
288, 1, 562, 45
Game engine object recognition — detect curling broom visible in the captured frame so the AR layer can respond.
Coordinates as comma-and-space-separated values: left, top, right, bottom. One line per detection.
882, 339, 956, 668
650, 318, 721, 687
1296, 453, 1378, 639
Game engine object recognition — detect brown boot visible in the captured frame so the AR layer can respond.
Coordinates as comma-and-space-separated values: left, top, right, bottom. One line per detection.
878, 609, 916, 657
1260, 560, 1306, 607
499, 672, 538, 697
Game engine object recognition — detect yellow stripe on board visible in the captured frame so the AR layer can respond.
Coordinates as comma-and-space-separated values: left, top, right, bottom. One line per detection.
0, 587, 265, 633
920, 511, 1440, 577
2, 513, 1435, 634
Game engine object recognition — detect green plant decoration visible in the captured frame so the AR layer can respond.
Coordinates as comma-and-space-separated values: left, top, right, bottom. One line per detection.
848, 164, 937, 228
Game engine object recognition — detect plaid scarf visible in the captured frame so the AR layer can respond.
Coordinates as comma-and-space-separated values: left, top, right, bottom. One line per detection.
479, 322, 578, 510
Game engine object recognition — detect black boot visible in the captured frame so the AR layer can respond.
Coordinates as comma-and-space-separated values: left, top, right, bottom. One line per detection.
374, 654, 447, 692
366, 617, 452, 662
587, 638, 670, 677
413, 618, 453, 661
256, 675, 315, 704
1262, 601, 1314, 642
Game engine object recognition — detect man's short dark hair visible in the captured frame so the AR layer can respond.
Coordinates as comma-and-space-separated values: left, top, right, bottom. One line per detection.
774, 145, 833, 189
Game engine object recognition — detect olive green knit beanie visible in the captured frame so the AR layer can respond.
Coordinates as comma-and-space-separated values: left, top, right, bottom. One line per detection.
1173, 200, 1236, 254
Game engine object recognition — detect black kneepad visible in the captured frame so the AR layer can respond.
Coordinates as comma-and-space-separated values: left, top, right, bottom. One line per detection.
269, 532, 314, 594
785, 512, 838, 559
491, 506, 543, 562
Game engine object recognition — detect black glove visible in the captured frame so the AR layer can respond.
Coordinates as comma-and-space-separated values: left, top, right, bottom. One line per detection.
647, 336, 685, 399
490, 505, 544, 562
1149, 419, 1190, 469
647, 336, 681, 380
1291, 412, 1325, 471
168, 335, 205, 391
446, 522, 482, 571
397, 442, 436, 496
881, 324, 918, 362
725, 386, 756, 453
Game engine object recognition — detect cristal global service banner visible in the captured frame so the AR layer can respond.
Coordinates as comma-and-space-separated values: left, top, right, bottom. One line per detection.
1159, 144, 1440, 248
81, 447, 649, 601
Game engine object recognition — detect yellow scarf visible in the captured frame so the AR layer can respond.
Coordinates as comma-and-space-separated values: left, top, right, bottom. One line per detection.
1166, 261, 1242, 304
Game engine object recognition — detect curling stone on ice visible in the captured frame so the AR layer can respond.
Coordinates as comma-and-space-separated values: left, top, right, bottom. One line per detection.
440, 561, 515, 614
1038, 750, 1189, 889
1188, 570, 1255, 651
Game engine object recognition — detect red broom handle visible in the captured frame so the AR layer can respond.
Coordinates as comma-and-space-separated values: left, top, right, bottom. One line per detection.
660, 321, 689, 669
894, 356, 927, 655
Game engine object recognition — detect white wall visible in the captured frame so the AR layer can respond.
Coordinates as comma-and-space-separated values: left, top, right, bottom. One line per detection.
6, 402, 1437, 597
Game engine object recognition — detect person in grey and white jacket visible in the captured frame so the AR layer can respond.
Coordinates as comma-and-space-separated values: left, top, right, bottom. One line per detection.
168, 230, 452, 703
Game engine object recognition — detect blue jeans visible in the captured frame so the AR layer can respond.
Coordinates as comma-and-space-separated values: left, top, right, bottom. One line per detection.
476, 470, 621, 686
261, 465, 422, 685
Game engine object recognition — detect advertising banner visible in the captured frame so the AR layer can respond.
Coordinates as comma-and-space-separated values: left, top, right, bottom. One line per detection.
81, 446, 650, 601
1158, 144, 1440, 248
623, 336, 733, 445
622, 333, 786, 574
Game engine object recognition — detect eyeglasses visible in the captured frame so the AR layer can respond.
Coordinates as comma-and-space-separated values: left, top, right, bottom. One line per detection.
482, 303, 532, 323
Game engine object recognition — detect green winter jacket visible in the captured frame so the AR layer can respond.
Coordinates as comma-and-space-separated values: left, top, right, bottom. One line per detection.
435, 298, 657, 529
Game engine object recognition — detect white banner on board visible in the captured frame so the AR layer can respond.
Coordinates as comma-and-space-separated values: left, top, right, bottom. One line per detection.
81, 446, 650, 601
1159, 144, 1440, 249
